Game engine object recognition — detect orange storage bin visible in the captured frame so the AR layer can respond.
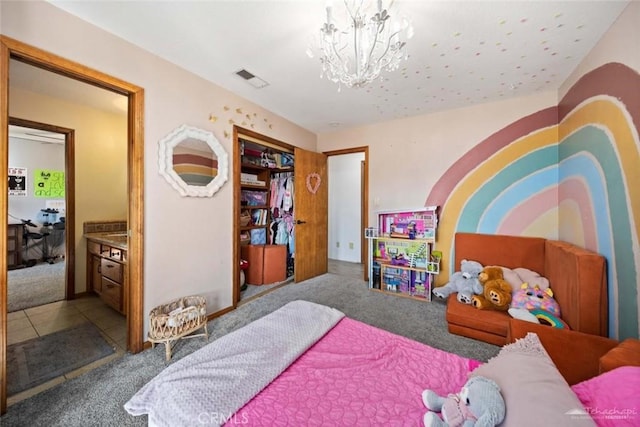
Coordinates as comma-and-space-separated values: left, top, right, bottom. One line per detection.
241, 244, 287, 285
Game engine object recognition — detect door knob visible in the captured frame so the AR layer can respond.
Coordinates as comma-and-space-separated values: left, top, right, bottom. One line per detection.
296, 219, 306, 224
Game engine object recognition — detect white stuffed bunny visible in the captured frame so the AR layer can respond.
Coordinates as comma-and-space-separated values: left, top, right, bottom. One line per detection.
422, 376, 505, 427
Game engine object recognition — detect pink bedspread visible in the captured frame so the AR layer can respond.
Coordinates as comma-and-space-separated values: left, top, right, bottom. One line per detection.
229, 317, 480, 426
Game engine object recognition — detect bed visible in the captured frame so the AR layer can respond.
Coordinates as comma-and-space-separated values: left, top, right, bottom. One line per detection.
125, 300, 639, 427
125, 301, 479, 426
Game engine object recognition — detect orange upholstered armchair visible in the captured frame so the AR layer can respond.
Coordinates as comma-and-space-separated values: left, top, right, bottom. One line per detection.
444, 232, 608, 346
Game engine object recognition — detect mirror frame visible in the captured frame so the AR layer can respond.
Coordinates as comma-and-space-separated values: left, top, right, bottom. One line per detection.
158, 124, 228, 197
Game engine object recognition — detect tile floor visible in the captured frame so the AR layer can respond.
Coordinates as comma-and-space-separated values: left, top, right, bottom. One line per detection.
7, 294, 127, 405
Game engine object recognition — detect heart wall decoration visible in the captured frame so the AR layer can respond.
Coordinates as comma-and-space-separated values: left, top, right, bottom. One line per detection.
306, 173, 321, 194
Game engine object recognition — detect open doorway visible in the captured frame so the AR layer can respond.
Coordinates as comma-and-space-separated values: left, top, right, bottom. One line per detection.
1, 35, 145, 415
325, 147, 369, 282
4, 65, 131, 404
8, 121, 72, 312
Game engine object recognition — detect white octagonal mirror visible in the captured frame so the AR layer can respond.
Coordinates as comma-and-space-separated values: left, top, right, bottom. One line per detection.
158, 125, 229, 197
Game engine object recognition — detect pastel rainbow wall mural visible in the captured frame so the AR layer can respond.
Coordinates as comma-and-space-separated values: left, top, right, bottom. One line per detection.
427, 63, 640, 340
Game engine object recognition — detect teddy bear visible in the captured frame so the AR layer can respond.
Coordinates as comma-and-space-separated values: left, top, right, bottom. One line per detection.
422, 376, 506, 427
471, 266, 512, 311
432, 259, 483, 304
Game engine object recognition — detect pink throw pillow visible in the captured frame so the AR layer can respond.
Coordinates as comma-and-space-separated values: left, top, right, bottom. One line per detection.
571, 366, 640, 426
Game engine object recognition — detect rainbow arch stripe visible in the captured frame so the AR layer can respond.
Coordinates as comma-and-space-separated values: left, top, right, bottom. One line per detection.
426, 63, 640, 340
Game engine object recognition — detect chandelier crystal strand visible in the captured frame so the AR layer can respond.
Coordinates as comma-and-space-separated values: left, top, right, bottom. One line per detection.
310, 0, 413, 89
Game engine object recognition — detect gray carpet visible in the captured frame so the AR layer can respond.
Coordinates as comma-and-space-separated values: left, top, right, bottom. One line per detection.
7, 322, 116, 396
0, 273, 499, 426
240, 279, 289, 301
8, 262, 65, 312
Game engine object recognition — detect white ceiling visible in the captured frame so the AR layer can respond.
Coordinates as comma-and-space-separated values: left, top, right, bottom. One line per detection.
38, 1, 630, 133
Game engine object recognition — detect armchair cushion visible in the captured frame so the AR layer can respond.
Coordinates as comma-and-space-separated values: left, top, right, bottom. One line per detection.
599, 339, 640, 373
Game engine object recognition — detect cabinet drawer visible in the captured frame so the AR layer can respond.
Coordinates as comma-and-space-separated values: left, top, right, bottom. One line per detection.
100, 245, 111, 257
88, 241, 101, 255
110, 247, 122, 260
101, 277, 122, 311
101, 258, 123, 283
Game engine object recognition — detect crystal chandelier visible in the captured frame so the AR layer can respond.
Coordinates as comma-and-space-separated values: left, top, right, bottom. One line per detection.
308, 0, 413, 89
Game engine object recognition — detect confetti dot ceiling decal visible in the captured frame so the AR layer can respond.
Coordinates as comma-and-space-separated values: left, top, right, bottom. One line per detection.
51, 1, 629, 132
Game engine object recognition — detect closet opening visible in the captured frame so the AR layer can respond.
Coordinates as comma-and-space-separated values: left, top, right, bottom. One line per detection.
233, 128, 297, 305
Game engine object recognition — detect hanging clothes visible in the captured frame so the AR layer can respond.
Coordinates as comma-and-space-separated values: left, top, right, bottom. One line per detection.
269, 177, 279, 208
268, 171, 294, 256
269, 172, 293, 212
275, 217, 289, 246
282, 175, 293, 212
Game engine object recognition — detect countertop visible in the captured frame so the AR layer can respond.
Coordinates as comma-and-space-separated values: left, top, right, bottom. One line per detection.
84, 232, 128, 250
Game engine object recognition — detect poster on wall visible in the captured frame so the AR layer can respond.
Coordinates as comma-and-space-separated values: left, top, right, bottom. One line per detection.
34, 169, 65, 198
8, 167, 27, 196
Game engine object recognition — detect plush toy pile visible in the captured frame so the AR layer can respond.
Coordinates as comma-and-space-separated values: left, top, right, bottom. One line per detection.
470, 266, 512, 311
441, 259, 564, 326
432, 259, 483, 304
421, 376, 506, 427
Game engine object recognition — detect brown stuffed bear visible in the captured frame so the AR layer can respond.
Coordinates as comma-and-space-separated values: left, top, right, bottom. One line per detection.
471, 266, 512, 311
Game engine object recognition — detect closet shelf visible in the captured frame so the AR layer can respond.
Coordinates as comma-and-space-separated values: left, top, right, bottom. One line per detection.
240, 183, 268, 190
240, 162, 293, 173
240, 225, 269, 231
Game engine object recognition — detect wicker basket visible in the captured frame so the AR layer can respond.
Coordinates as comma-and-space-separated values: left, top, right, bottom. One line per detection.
148, 295, 208, 360
240, 210, 252, 226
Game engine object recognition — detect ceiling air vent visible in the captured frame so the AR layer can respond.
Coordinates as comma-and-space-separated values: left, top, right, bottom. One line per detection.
234, 69, 269, 89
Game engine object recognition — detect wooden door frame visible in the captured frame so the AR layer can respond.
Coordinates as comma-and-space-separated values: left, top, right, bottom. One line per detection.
0, 35, 145, 415
8, 117, 76, 300
323, 146, 369, 282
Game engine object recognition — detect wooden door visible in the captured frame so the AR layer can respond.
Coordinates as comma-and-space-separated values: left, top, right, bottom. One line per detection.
294, 148, 328, 282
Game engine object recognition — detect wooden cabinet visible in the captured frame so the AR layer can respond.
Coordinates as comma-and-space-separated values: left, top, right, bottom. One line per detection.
87, 239, 126, 314
90, 255, 102, 293
8, 223, 24, 270
366, 207, 441, 301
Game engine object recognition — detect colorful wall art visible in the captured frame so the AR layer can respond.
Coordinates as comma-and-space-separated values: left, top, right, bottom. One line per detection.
427, 63, 640, 340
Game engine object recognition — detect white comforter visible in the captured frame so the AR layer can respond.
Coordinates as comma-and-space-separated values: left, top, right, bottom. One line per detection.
124, 300, 345, 427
